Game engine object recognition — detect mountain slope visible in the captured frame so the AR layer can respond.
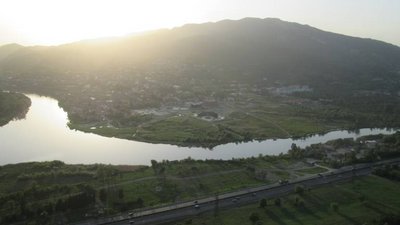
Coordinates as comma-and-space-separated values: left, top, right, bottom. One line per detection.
0, 43, 23, 61
1, 17, 400, 90
1, 18, 400, 147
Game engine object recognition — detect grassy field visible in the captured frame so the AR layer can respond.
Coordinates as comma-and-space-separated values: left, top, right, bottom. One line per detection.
0, 156, 328, 224
99, 157, 322, 208
67, 96, 357, 148
295, 167, 328, 176
166, 176, 400, 225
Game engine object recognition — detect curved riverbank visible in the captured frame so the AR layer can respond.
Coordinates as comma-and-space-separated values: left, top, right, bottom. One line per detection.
0, 94, 398, 166
0, 91, 31, 126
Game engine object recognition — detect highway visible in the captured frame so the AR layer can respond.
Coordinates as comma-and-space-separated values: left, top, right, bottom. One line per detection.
73, 158, 400, 225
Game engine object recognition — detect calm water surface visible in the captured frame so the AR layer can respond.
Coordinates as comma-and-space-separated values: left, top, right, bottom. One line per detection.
0, 94, 396, 165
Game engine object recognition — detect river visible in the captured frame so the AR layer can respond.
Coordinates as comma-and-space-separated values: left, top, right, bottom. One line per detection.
0, 94, 396, 165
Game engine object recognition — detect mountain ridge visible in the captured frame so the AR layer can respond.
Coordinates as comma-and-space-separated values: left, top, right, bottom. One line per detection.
0, 17, 400, 147
2, 17, 398, 48
1, 17, 400, 96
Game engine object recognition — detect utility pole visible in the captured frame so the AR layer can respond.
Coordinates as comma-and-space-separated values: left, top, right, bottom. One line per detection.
214, 192, 219, 217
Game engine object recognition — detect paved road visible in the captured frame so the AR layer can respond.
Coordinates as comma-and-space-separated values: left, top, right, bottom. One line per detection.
73, 158, 400, 225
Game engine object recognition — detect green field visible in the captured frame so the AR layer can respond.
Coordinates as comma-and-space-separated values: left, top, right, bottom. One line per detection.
166, 176, 400, 225
0, 156, 328, 224
68, 100, 357, 148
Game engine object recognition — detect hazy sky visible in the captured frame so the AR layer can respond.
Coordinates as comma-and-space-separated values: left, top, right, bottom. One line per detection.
0, 0, 399, 46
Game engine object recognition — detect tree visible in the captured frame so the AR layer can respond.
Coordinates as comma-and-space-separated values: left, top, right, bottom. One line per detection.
259, 198, 267, 208
118, 188, 124, 199
295, 185, 305, 195
99, 189, 107, 202
159, 166, 166, 175
289, 143, 304, 159
136, 197, 144, 208
151, 159, 158, 173
249, 212, 260, 224
38, 210, 49, 225
274, 198, 281, 207
330, 202, 339, 212
295, 196, 299, 206
294, 197, 304, 207
55, 199, 66, 212
214, 193, 219, 217
3, 200, 18, 215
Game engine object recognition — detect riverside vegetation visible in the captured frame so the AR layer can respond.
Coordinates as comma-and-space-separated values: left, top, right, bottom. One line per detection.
0, 132, 399, 224
0, 91, 31, 126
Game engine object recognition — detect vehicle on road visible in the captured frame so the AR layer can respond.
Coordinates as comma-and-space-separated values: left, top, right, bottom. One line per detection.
279, 179, 289, 185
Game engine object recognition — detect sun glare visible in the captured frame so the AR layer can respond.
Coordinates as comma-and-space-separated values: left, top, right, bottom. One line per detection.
1, 0, 399, 46
0, 0, 208, 45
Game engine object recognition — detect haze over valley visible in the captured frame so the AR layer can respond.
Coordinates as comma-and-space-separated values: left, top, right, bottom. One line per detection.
1, 17, 400, 147
1, 1, 400, 224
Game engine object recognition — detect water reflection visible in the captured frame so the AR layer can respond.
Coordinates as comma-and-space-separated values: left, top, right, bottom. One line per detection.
0, 94, 397, 165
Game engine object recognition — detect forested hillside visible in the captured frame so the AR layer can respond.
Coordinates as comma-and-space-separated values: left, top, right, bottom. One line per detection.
0, 18, 399, 146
